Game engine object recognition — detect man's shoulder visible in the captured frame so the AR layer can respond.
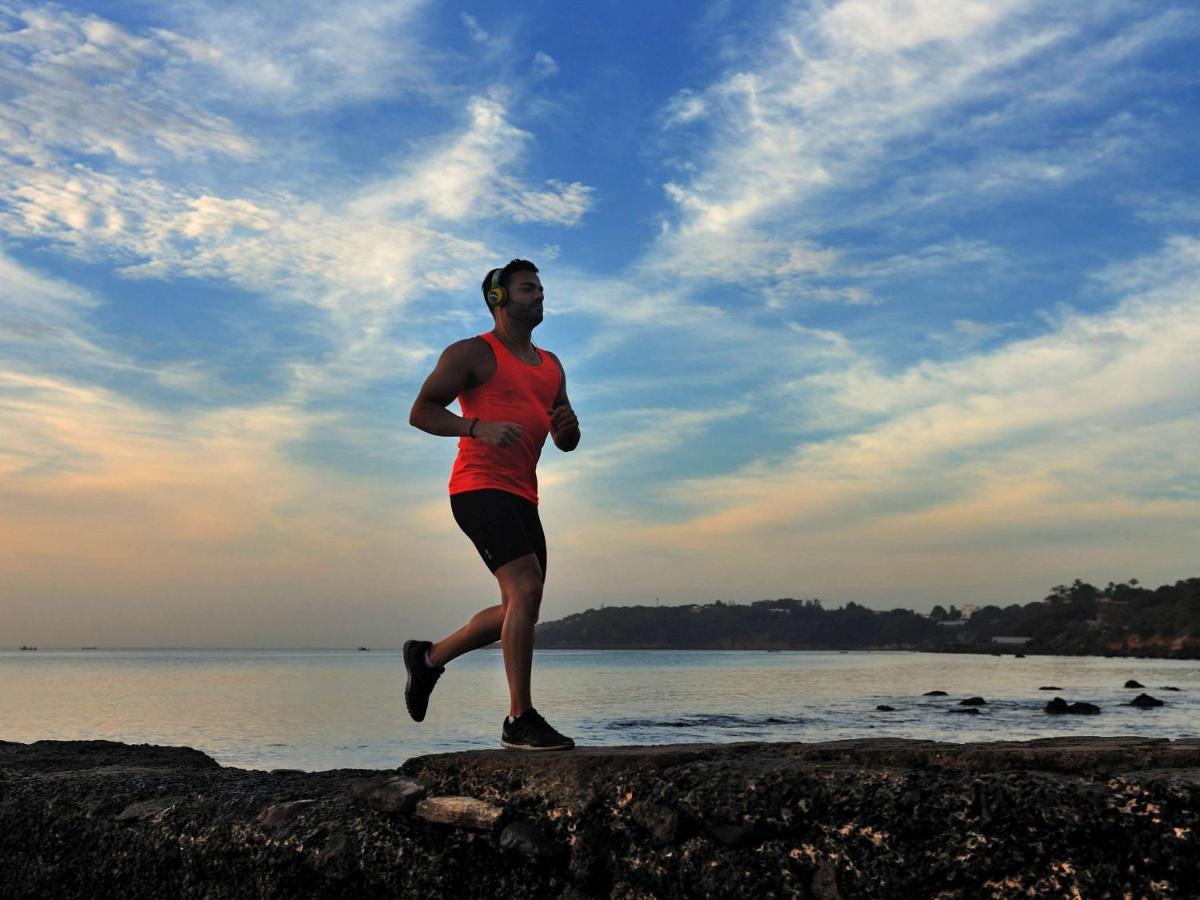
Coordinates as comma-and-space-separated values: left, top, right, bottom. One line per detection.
441, 335, 491, 360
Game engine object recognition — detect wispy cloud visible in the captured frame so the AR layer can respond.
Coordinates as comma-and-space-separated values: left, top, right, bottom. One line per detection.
649, 0, 1190, 290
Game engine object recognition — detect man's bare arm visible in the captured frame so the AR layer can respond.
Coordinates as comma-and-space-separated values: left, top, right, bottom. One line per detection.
409, 340, 523, 447
548, 352, 580, 452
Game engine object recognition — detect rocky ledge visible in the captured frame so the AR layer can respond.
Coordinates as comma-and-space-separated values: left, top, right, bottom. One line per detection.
2, 737, 1199, 898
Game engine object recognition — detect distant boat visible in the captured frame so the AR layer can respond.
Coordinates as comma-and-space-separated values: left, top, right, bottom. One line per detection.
358, 647, 370, 651
81, 646, 98, 650
19, 645, 37, 651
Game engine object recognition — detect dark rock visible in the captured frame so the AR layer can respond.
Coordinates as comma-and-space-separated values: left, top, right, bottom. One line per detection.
875, 705, 896, 712
1014, 653, 1026, 658
707, 822, 754, 845
1124, 680, 1145, 689
499, 819, 562, 864
269, 768, 305, 775
949, 707, 981, 715
1129, 693, 1165, 708
923, 690, 948, 696
114, 797, 180, 823
348, 775, 426, 814
811, 860, 842, 900
629, 798, 681, 844
8, 736, 1200, 898
255, 798, 316, 828
1038, 686, 1064, 691
959, 697, 987, 706
1161, 686, 1182, 692
1045, 697, 1101, 715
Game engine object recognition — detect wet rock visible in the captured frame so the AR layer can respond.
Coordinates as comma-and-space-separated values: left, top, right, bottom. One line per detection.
876, 705, 896, 712
1161, 686, 1182, 692
348, 775, 426, 814
1038, 686, 1063, 691
949, 707, 981, 715
923, 690, 948, 696
499, 819, 562, 864
1129, 693, 1165, 708
959, 696, 987, 706
1124, 679, 1145, 689
256, 798, 316, 828
415, 795, 505, 831
1044, 697, 1100, 715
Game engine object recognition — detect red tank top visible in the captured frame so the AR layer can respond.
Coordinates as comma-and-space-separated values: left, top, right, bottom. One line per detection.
448, 331, 563, 505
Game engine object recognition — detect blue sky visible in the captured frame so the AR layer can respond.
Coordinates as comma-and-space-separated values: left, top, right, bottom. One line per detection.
2, 0, 1198, 647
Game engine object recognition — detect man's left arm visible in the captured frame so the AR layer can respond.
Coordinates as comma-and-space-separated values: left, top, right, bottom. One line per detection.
548, 353, 580, 452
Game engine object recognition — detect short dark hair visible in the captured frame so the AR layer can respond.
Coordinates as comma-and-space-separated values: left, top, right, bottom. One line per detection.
481, 259, 539, 311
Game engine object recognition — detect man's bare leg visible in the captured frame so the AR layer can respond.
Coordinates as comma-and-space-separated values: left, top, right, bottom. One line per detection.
428, 605, 504, 667
494, 554, 543, 717
427, 553, 543, 717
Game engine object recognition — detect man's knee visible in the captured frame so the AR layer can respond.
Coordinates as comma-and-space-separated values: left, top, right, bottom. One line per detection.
498, 555, 544, 620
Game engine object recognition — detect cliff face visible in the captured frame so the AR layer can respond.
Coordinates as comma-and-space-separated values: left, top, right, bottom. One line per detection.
2, 737, 1199, 898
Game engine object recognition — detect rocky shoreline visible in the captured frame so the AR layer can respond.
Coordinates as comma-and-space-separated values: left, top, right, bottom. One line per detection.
2, 736, 1199, 898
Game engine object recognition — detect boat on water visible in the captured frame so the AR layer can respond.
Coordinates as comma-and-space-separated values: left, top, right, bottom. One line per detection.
19, 645, 37, 651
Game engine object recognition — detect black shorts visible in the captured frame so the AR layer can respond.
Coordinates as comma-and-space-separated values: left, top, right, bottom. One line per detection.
450, 489, 547, 578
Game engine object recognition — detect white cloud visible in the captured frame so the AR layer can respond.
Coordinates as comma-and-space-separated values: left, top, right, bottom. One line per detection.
460, 12, 489, 44
162, 0, 436, 111
351, 96, 592, 226
531, 50, 558, 79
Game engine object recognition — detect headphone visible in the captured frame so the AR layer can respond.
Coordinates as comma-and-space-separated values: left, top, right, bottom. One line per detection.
487, 268, 507, 308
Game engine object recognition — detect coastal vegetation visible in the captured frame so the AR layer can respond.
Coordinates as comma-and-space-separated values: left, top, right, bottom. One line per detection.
536, 577, 1200, 658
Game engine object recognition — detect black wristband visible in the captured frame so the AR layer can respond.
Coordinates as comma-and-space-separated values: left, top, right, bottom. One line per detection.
468, 417, 478, 438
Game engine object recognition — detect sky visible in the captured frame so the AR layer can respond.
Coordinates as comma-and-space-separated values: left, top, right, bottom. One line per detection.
2, 0, 1198, 648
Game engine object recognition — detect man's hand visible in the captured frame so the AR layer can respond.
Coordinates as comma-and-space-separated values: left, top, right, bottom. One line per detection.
550, 403, 578, 436
550, 403, 580, 451
474, 420, 523, 448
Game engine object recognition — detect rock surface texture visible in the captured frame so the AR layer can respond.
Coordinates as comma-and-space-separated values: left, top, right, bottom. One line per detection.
2, 736, 1199, 898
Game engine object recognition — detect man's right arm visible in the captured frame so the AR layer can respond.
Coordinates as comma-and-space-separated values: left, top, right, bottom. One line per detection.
409, 340, 522, 447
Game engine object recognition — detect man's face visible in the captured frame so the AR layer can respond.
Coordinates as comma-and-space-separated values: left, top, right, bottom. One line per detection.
505, 271, 544, 326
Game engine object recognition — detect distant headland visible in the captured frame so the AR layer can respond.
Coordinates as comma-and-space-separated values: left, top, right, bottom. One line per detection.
536, 577, 1200, 659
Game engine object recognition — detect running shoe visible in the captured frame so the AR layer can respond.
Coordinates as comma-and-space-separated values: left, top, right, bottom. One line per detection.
501, 708, 575, 751
403, 639, 444, 723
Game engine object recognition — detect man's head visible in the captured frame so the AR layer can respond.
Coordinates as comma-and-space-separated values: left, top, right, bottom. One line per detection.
481, 259, 542, 326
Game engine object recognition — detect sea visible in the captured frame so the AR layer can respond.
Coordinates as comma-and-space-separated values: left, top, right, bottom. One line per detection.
2, 648, 1197, 772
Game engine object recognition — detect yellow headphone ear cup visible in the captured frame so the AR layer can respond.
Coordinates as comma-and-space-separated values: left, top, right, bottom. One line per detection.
488, 287, 507, 307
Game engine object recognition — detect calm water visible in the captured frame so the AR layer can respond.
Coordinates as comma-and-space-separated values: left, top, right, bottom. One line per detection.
2, 648, 1197, 771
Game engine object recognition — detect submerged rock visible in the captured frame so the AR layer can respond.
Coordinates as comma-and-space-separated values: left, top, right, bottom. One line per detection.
1038, 686, 1064, 691
959, 697, 987, 706
1129, 693, 1165, 708
923, 690, 948, 696
1161, 686, 1182, 692
949, 707, 981, 715
1124, 679, 1146, 689
875, 705, 897, 712
1044, 697, 1101, 715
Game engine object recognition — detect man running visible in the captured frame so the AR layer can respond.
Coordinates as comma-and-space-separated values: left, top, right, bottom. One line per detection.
404, 259, 580, 750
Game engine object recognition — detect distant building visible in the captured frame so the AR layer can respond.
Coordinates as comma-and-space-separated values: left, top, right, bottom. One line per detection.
961, 603, 976, 619
991, 636, 1032, 645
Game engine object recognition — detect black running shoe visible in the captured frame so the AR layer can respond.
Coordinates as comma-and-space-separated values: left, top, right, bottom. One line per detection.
501, 708, 575, 751
403, 640, 444, 723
